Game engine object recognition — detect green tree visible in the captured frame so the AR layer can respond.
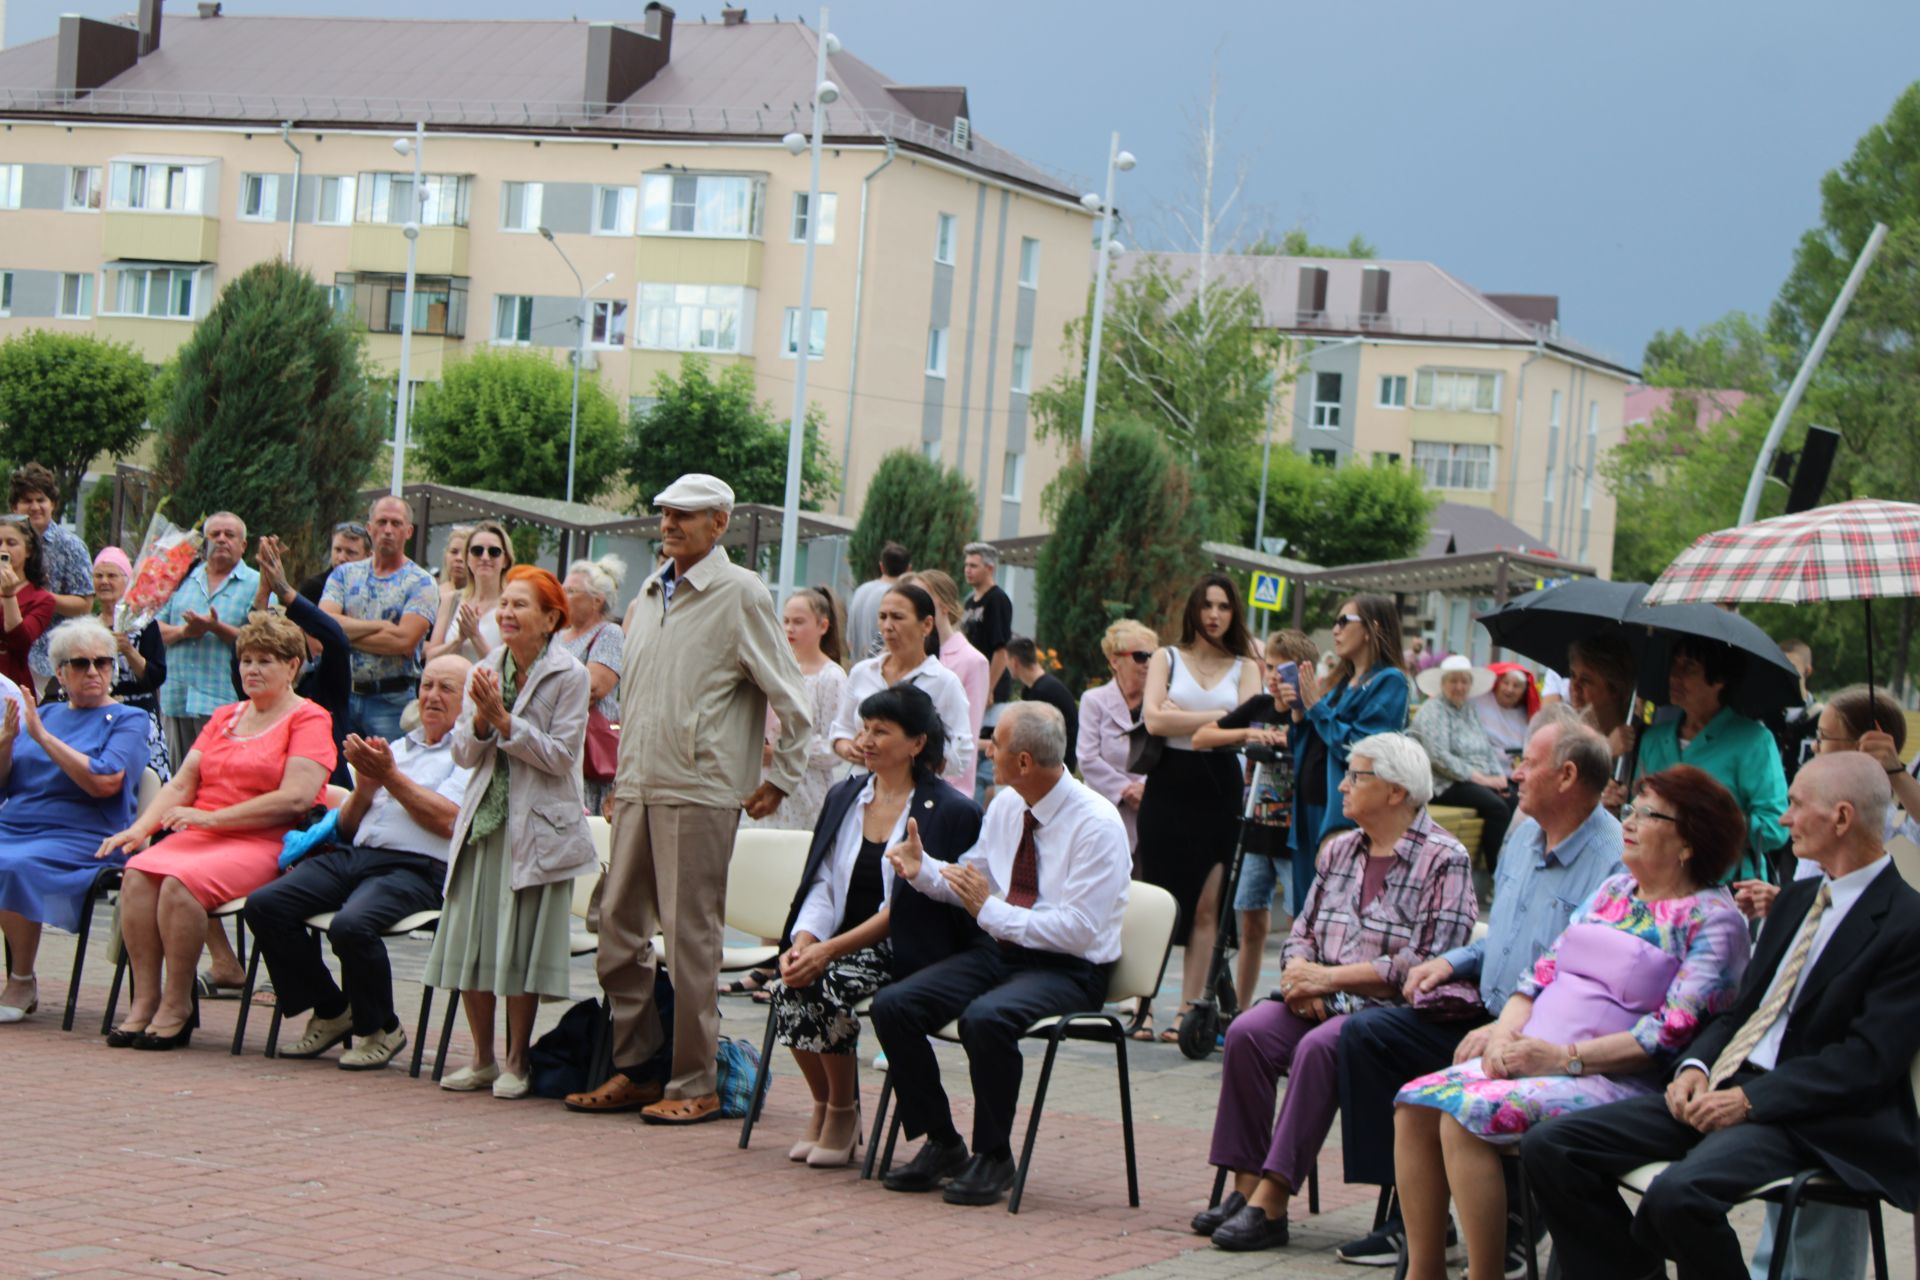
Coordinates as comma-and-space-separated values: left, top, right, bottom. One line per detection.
153, 260, 386, 575
1249, 451, 1434, 568
411, 347, 625, 506
1245, 228, 1378, 259
849, 450, 979, 583
626, 356, 838, 510
1641, 312, 1778, 393
0, 329, 152, 518
1035, 418, 1210, 692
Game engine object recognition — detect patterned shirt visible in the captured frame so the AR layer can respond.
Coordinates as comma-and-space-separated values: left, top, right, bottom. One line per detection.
1408, 694, 1507, 787
1284, 807, 1478, 997
28, 523, 96, 680
322, 557, 439, 684
158, 560, 261, 718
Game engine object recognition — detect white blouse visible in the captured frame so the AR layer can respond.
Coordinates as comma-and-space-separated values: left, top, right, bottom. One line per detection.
790, 773, 909, 943
831, 652, 976, 789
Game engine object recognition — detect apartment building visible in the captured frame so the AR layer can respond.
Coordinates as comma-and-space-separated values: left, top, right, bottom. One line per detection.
0, 2, 1092, 537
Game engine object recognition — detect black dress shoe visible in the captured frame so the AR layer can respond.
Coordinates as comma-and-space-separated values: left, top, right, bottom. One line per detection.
132, 1023, 194, 1051
882, 1138, 970, 1193
1191, 1190, 1247, 1236
1211, 1203, 1290, 1252
106, 1023, 149, 1049
943, 1152, 1017, 1206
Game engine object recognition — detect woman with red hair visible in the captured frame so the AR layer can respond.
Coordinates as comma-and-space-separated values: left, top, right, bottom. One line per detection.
424, 565, 598, 1098
1473, 663, 1539, 764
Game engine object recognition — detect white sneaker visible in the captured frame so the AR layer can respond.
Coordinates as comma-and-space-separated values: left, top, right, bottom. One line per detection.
440, 1061, 502, 1091
493, 1069, 531, 1099
338, 1026, 406, 1071
280, 1010, 354, 1059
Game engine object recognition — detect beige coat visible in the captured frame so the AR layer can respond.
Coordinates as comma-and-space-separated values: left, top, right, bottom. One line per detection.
447, 640, 597, 891
614, 547, 811, 809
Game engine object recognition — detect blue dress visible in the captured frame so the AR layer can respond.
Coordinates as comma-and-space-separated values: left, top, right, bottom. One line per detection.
0, 703, 150, 931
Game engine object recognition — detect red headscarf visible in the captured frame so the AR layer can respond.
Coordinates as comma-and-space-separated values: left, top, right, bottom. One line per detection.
1485, 662, 1541, 719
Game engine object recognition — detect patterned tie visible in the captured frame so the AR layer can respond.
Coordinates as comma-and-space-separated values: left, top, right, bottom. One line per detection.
1707, 882, 1833, 1088
1006, 811, 1042, 909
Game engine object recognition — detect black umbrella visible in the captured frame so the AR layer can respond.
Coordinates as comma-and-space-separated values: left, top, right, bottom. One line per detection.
1622, 602, 1803, 721
1477, 579, 1650, 674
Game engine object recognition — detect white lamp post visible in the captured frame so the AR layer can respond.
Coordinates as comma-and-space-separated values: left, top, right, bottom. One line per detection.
1077, 133, 1135, 463
388, 121, 425, 496
538, 226, 614, 507
774, 8, 841, 601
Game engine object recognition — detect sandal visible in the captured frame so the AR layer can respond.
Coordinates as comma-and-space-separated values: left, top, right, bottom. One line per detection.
1127, 1008, 1155, 1042
193, 972, 246, 1000
721, 969, 777, 998
1159, 1008, 1189, 1044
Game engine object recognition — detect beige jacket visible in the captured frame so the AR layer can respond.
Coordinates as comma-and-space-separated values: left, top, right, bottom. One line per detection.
614, 547, 811, 810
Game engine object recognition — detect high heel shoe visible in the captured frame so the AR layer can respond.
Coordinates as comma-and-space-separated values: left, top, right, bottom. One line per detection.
133, 1006, 199, 1051
790, 1101, 828, 1162
805, 1103, 863, 1168
106, 1022, 151, 1049
0, 974, 38, 1023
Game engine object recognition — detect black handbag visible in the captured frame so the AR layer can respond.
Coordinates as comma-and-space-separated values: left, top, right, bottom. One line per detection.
1124, 648, 1173, 774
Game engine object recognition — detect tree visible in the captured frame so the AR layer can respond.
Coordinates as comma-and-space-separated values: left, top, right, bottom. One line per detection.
626, 356, 837, 510
849, 450, 979, 584
1250, 452, 1435, 568
0, 329, 152, 518
410, 347, 625, 506
1641, 312, 1777, 393
153, 260, 386, 576
1245, 228, 1378, 259
1035, 418, 1209, 692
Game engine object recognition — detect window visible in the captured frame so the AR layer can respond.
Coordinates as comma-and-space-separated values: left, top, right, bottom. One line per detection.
1583, 401, 1600, 511
934, 212, 956, 264
1372, 451, 1403, 465
0, 271, 11, 315
108, 161, 206, 213
590, 299, 628, 348
356, 172, 469, 227
0, 165, 20, 210
105, 266, 199, 319
636, 283, 747, 353
494, 294, 534, 344
925, 325, 949, 377
500, 181, 543, 233
638, 172, 764, 238
1311, 371, 1343, 428
1002, 450, 1025, 501
1310, 448, 1338, 468
592, 185, 636, 236
335, 272, 468, 337
629, 395, 661, 420
239, 173, 280, 221
1377, 374, 1407, 408
325, 280, 354, 318
66, 166, 102, 212
1010, 343, 1032, 394
315, 175, 356, 225
1018, 237, 1040, 288
789, 191, 838, 244
1412, 368, 1500, 413
1412, 441, 1496, 491
58, 273, 94, 319
923, 439, 942, 463
782, 307, 827, 359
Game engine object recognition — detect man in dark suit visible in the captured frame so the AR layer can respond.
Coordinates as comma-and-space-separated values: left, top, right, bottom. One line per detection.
1521, 752, 1920, 1280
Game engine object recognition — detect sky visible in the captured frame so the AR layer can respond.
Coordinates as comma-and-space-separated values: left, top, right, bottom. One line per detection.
8, 0, 1917, 370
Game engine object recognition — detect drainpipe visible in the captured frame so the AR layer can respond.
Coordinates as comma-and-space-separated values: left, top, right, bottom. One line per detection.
837, 138, 897, 515
279, 122, 302, 262
1506, 336, 1543, 523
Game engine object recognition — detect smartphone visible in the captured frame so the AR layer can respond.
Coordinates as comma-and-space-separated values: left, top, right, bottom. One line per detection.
1274, 661, 1301, 697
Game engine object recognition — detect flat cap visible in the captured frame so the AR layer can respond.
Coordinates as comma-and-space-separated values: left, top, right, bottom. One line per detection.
653, 473, 735, 513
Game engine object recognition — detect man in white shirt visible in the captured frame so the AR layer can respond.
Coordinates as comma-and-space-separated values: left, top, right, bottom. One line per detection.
243, 655, 475, 1072
874, 702, 1131, 1207
1520, 753, 1920, 1280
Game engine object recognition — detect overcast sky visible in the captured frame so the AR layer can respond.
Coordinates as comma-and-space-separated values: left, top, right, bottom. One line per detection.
9, 1, 1916, 368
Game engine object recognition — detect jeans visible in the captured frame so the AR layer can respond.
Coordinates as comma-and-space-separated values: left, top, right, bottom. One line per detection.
1749, 1203, 1869, 1280
349, 689, 410, 741
1234, 853, 1285, 914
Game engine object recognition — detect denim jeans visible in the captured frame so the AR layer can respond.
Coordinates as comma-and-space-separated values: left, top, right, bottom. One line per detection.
349, 689, 410, 741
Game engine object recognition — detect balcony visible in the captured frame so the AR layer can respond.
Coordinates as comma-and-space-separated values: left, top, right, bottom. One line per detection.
101, 212, 219, 264
349, 224, 470, 276
636, 236, 763, 289
95, 316, 196, 362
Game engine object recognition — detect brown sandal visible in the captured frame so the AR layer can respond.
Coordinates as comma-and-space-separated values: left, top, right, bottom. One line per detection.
640, 1093, 722, 1125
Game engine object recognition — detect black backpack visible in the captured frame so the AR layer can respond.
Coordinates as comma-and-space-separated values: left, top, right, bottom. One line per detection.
529, 970, 674, 1099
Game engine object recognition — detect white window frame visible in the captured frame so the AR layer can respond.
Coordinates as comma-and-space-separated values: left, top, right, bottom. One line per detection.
638, 172, 765, 239
789, 191, 837, 245
934, 212, 956, 265
1377, 374, 1407, 409
1311, 371, 1343, 429
782, 307, 827, 360
0, 164, 21, 210
1010, 343, 1032, 394
1411, 440, 1497, 491
0, 270, 12, 316
103, 265, 202, 320
314, 175, 357, 226
1411, 368, 1501, 414
238, 172, 280, 222
592, 184, 637, 236
58, 273, 95, 319
500, 181, 544, 234
65, 166, 103, 212
590, 298, 628, 349
1001, 450, 1026, 502
356, 172, 469, 227
635, 282, 750, 354
926, 325, 949, 377
493, 294, 534, 345
108, 160, 208, 214
1018, 236, 1040, 288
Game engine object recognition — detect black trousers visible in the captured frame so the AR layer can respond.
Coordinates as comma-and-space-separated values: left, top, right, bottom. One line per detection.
870, 939, 1109, 1156
1337, 1003, 1484, 1187
1520, 1076, 1804, 1280
243, 845, 444, 1035
1435, 781, 1516, 867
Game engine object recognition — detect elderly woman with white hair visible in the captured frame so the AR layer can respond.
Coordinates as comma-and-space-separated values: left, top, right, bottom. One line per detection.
1195, 731, 1478, 1253
558, 553, 627, 812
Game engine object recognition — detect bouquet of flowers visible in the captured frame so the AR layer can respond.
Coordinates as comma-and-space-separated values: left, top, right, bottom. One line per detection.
117, 510, 204, 633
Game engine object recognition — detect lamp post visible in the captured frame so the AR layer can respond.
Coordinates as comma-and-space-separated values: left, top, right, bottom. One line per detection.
1077, 133, 1135, 463
537, 226, 615, 507
388, 121, 425, 496
774, 7, 841, 602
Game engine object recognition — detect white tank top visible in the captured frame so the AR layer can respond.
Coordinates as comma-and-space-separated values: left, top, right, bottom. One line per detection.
1165, 649, 1245, 751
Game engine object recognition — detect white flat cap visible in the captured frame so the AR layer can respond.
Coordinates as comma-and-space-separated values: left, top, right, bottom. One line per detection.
653, 473, 735, 513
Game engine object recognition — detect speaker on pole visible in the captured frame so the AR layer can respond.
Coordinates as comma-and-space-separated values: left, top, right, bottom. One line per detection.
1785, 426, 1840, 515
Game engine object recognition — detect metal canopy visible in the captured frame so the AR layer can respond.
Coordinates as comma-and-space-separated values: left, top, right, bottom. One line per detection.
991, 533, 1322, 580
1303, 548, 1595, 604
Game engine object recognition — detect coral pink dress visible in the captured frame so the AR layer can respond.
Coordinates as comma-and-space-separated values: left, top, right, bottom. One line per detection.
126, 699, 338, 908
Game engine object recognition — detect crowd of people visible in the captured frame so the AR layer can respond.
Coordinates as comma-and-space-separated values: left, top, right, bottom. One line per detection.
0, 457, 1917, 1271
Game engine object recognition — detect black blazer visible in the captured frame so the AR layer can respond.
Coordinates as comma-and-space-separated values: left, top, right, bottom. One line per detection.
1686, 863, 1920, 1208
780, 771, 984, 979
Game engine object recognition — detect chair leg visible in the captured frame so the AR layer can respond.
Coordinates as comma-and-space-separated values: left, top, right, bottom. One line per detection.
230, 944, 263, 1055
1867, 1200, 1890, 1280
433, 989, 460, 1082
1008, 1029, 1066, 1215
1374, 1184, 1397, 1231
1308, 1164, 1320, 1215
410, 986, 434, 1079
1114, 1022, 1139, 1209
1517, 1153, 1541, 1280
738, 1001, 779, 1150
860, 1070, 893, 1181
102, 948, 129, 1037
1768, 1173, 1817, 1280
63, 885, 101, 1032
1209, 1165, 1227, 1209
265, 1005, 285, 1059
880, 1112, 903, 1178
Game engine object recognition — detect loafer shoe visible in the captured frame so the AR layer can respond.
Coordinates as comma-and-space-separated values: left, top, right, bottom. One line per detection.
280, 1010, 354, 1060
1211, 1203, 1290, 1252
439, 1062, 502, 1091
942, 1152, 1017, 1206
338, 1026, 406, 1071
1192, 1190, 1248, 1236
882, 1138, 970, 1193
492, 1070, 531, 1099
565, 1071, 664, 1113
640, 1093, 721, 1125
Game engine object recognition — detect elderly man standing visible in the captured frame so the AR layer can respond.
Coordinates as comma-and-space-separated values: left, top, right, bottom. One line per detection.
1327, 710, 1623, 1270
155, 511, 258, 782
567, 474, 811, 1125
1521, 752, 1920, 1280
321, 495, 440, 739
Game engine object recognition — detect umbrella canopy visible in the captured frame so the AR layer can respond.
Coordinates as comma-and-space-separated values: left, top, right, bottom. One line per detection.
1644, 498, 1920, 606
1477, 579, 1650, 674
1622, 603, 1804, 720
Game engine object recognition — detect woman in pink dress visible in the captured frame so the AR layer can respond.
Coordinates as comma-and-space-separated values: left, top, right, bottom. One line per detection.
97, 612, 337, 1050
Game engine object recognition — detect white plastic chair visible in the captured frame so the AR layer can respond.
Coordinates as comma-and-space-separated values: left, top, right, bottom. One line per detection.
259, 909, 446, 1075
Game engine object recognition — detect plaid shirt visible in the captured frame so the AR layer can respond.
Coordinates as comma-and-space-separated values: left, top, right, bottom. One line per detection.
1284, 807, 1478, 996
158, 560, 260, 718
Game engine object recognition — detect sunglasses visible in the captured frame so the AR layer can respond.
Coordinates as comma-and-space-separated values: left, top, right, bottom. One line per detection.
63, 656, 115, 672
470, 545, 507, 559
1331, 613, 1364, 630
333, 521, 370, 540
1128, 651, 1154, 665
1619, 803, 1680, 826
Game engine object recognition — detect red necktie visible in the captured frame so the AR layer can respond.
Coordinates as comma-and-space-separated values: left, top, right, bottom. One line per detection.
1007, 811, 1042, 909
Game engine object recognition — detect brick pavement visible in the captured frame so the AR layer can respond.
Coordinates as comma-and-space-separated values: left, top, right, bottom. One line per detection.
0, 926, 1911, 1279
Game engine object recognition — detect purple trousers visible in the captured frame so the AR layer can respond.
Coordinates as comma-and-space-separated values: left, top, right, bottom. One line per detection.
1208, 1001, 1350, 1192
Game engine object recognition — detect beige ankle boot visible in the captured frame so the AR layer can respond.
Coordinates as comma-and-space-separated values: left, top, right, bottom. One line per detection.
790, 1101, 828, 1162
806, 1103, 863, 1168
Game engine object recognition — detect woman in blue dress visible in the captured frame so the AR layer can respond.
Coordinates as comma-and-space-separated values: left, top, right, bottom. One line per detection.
0, 616, 151, 1023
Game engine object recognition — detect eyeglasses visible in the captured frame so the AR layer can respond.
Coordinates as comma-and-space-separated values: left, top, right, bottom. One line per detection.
63, 656, 115, 672
1128, 651, 1154, 665
1343, 768, 1377, 782
1331, 613, 1364, 630
471, 545, 507, 559
1619, 803, 1680, 826
333, 521, 370, 540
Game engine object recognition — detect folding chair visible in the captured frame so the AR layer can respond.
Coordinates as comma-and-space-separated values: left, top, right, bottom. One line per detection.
258, 909, 444, 1074
52, 769, 162, 1032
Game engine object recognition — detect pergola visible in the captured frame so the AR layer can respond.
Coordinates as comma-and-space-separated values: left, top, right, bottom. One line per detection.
1296, 547, 1596, 646
994, 533, 1322, 580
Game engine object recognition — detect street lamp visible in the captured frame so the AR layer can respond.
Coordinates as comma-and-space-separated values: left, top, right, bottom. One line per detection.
537, 226, 615, 508
1077, 134, 1136, 463
775, 6, 838, 603
388, 122, 425, 495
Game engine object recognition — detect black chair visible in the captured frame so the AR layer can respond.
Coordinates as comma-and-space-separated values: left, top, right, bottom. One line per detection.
257, 909, 447, 1077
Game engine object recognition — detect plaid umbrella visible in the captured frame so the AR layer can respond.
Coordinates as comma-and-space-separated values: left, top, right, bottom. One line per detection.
1643, 498, 1920, 606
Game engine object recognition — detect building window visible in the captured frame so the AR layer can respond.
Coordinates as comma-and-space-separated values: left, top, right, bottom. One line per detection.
105, 266, 199, 319
1412, 368, 1500, 413
1583, 401, 1600, 511
1311, 371, 1343, 428
923, 439, 942, 463
356, 172, 470, 227
0, 271, 12, 315
1310, 448, 1338, 467
790, 191, 837, 244
66, 166, 103, 212
500, 181, 543, 233
1018, 236, 1039, 288
629, 395, 661, 420
1377, 374, 1407, 408
593, 185, 636, 236
1372, 451, 1402, 465
336, 272, 468, 337
0, 165, 20, 210
782, 307, 827, 359
926, 325, 949, 377
239, 173, 280, 221
1010, 343, 1032, 394
315, 175, 356, 226
1412, 441, 1496, 491
1002, 450, 1025, 501
493, 294, 533, 344
639, 172, 764, 238
58, 273, 95, 319
108, 161, 208, 214
326, 279, 354, 318
637, 282, 747, 353
591, 299, 628, 348
934, 212, 956, 264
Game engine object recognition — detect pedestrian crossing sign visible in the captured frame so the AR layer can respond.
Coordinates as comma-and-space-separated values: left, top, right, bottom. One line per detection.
1249, 571, 1285, 612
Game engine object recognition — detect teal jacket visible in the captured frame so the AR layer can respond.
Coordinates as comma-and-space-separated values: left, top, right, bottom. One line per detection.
1635, 705, 1789, 882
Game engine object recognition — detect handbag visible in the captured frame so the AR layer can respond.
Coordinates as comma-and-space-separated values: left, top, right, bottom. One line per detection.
582, 624, 621, 783
1123, 647, 1175, 775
